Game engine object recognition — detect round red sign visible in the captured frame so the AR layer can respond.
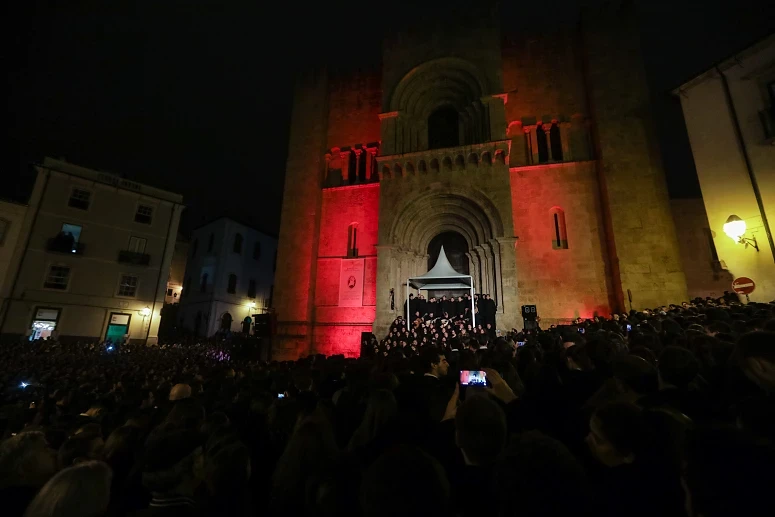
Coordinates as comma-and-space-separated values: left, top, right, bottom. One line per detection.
732, 277, 756, 295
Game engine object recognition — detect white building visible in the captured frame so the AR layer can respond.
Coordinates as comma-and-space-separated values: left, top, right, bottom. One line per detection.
178, 217, 276, 337
165, 235, 189, 304
0, 158, 184, 343
675, 35, 775, 302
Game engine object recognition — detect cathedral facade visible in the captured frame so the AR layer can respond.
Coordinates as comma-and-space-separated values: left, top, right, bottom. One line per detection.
273, 3, 687, 358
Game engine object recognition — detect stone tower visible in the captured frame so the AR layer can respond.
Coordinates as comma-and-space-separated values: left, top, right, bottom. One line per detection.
272, 2, 687, 359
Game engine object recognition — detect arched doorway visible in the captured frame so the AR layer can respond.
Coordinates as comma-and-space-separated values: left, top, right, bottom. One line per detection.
428, 231, 469, 274
220, 312, 233, 331
427, 231, 469, 300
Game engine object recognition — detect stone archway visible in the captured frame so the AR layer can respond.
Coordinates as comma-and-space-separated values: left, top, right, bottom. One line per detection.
374, 187, 518, 335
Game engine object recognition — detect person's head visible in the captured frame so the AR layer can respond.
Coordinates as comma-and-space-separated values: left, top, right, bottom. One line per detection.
102, 426, 141, 479
586, 402, 646, 467
735, 331, 775, 393
612, 355, 659, 397
204, 439, 251, 497
142, 430, 204, 496
360, 446, 450, 517
163, 398, 206, 431
658, 346, 700, 389
23, 460, 112, 517
494, 431, 590, 517
57, 432, 104, 469
683, 426, 775, 517
455, 396, 506, 466
169, 383, 192, 401
0, 431, 58, 489
419, 347, 448, 377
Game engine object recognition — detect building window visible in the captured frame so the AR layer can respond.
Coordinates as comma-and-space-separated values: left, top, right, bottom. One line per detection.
233, 233, 243, 254
44, 265, 71, 290
135, 204, 154, 225
68, 188, 92, 210
347, 223, 359, 258
0, 218, 10, 246
227, 273, 237, 294
551, 208, 569, 249
191, 238, 198, 258
166, 288, 173, 296
550, 124, 563, 161
207, 233, 214, 252
128, 236, 147, 253
118, 274, 138, 297
253, 241, 261, 260
200, 272, 209, 293
247, 279, 256, 299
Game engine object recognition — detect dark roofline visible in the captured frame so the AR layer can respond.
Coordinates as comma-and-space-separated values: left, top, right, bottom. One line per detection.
669, 32, 774, 93
191, 215, 278, 239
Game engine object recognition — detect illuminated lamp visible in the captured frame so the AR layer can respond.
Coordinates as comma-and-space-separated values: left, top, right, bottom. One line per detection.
140, 306, 152, 317
723, 215, 759, 251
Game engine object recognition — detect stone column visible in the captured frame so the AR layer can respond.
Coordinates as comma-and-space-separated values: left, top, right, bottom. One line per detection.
529, 126, 539, 165
560, 122, 571, 162
352, 148, 362, 183
375, 245, 396, 336
481, 94, 508, 141
507, 122, 526, 167
495, 237, 519, 331
340, 150, 351, 184
365, 147, 374, 181
543, 124, 554, 162
466, 252, 479, 291
488, 240, 504, 313
475, 245, 493, 297
379, 111, 399, 156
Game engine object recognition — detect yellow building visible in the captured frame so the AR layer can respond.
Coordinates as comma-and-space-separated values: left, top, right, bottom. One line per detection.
675, 35, 775, 302
0, 158, 184, 343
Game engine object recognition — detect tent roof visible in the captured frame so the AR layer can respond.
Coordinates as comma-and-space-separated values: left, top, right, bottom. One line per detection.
408, 246, 472, 290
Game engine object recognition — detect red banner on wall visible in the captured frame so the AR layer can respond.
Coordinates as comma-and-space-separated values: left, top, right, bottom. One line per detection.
339, 258, 365, 307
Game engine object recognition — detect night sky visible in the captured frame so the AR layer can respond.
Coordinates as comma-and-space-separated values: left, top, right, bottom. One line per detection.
6, 1, 774, 236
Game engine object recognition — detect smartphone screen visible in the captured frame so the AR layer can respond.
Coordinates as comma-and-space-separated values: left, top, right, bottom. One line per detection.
460, 370, 487, 387
517, 341, 526, 347
626, 324, 632, 332
277, 393, 285, 399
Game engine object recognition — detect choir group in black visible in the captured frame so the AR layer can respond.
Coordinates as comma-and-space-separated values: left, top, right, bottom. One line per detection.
374, 293, 499, 356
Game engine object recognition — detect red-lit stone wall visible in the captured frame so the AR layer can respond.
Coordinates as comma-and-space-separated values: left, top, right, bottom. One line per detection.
510, 161, 612, 323
327, 72, 382, 149
312, 183, 380, 356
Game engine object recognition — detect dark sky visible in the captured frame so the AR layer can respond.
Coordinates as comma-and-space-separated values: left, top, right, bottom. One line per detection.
6, 1, 774, 235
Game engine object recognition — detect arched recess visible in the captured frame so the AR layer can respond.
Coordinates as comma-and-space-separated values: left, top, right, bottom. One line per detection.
386, 57, 492, 152
388, 187, 505, 253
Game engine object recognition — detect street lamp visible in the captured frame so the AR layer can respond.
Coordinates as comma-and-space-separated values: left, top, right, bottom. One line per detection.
140, 306, 152, 317
723, 215, 759, 251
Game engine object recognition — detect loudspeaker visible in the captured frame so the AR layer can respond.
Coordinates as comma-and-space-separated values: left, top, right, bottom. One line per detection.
253, 314, 272, 337
521, 305, 538, 320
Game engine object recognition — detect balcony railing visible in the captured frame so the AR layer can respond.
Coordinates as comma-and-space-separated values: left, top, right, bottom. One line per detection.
46, 237, 85, 255
118, 250, 151, 266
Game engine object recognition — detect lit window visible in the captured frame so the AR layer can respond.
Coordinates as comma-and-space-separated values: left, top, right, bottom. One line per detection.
68, 188, 92, 210
44, 265, 71, 290
118, 274, 138, 297
135, 204, 154, 224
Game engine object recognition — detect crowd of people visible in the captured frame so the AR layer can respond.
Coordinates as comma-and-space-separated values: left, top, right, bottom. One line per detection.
1, 294, 774, 517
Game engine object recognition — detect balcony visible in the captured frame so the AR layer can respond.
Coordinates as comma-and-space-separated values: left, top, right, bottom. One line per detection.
118, 250, 151, 266
758, 107, 775, 145
46, 236, 85, 256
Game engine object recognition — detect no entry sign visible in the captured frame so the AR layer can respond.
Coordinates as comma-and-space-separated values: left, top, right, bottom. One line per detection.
732, 277, 756, 295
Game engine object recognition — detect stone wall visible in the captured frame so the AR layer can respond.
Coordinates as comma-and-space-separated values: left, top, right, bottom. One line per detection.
510, 161, 612, 324
581, 5, 688, 310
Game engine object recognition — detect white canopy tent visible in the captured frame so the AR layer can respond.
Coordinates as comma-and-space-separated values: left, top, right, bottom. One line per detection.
406, 246, 476, 327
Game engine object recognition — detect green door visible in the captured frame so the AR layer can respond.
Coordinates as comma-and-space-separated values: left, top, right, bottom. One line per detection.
105, 324, 128, 343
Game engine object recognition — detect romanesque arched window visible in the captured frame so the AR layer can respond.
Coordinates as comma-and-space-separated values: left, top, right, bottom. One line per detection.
550, 207, 569, 249
347, 223, 359, 258
550, 123, 563, 162
537, 124, 549, 163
